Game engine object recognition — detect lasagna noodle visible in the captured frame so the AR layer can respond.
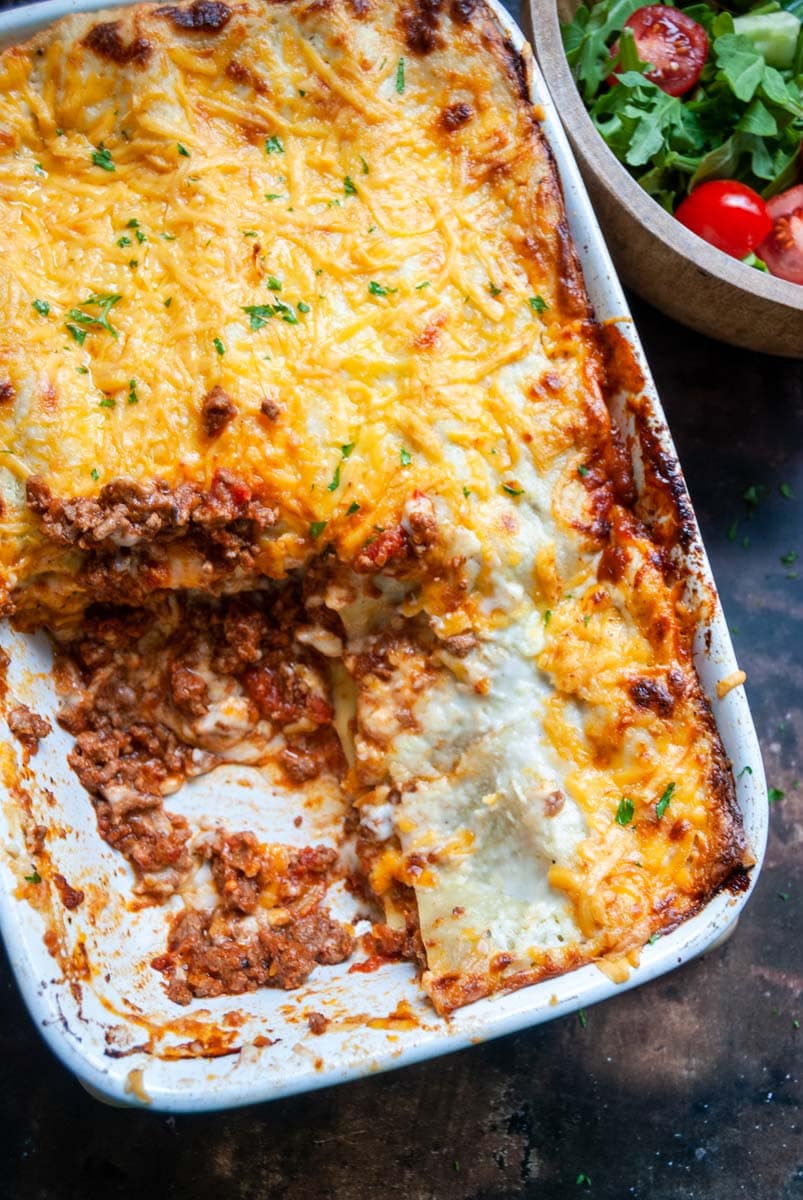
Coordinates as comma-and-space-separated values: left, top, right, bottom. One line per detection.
0, 0, 746, 1012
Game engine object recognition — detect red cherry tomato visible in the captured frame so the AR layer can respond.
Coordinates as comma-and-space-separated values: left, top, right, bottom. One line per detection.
609, 5, 709, 97
756, 185, 803, 286
675, 180, 773, 259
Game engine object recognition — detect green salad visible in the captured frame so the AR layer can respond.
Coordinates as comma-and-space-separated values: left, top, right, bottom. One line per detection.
563, 0, 803, 204
561, 0, 803, 281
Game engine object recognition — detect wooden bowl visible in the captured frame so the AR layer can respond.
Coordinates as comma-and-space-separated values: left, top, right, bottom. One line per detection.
523, 0, 803, 357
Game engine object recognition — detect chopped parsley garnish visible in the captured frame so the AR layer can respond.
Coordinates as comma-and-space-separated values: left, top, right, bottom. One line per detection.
66, 323, 88, 346
360, 155, 369, 174
90, 468, 100, 481
34, 162, 45, 177
213, 337, 225, 356
743, 483, 767, 507
502, 483, 523, 497
395, 57, 405, 94
736, 764, 753, 779
274, 301, 298, 325
488, 283, 502, 297
76, 366, 89, 375
578, 464, 589, 477
342, 443, 355, 458
344, 175, 357, 196
400, 447, 412, 467
265, 135, 284, 154
91, 144, 115, 171
161, 232, 176, 241
655, 781, 675, 820
780, 483, 794, 500
577, 1009, 588, 1028
243, 230, 258, 238
267, 276, 282, 291
327, 463, 342, 492
67, 293, 121, 340
781, 551, 798, 566
615, 797, 634, 826
243, 304, 275, 330
135, 229, 146, 244
297, 301, 311, 314
647, 932, 662, 945
126, 219, 140, 229
347, 501, 360, 515
529, 295, 548, 312
128, 259, 138, 268
543, 609, 552, 626
24, 871, 41, 885
265, 193, 282, 201
369, 280, 395, 296
768, 787, 785, 803
415, 281, 431, 290
310, 520, 327, 539
177, 143, 190, 157
117, 235, 132, 247
164, 298, 173, 308
32, 299, 50, 316
127, 379, 138, 405
99, 396, 116, 408
463, 486, 471, 498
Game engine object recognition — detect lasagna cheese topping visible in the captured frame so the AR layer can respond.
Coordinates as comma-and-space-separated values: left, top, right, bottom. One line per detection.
0, 0, 747, 1012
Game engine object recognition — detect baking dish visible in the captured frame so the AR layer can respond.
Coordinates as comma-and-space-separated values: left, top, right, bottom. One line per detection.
0, 0, 768, 1112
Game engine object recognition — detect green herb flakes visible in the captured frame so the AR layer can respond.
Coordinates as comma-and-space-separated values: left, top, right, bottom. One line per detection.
90, 468, 100, 481
265, 135, 284, 154
577, 1009, 588, 1028
529, 295, 548, 312
344, 175, 357, 196
369, 280, 394, 296
327, 463, 342, 492
347, 501, 361, 515
91, 144, 115, 171
297, 301, 311, 313
502, 483, 523, 497
267, 276, 282, 292
177, 143, 190, 157
310, 520, 327, 539
360, 155, 370, 174
647, 932, 662, 945
488, 283, 502, 297
24, 871, 41, 885
655, 781, 676, 820
127, 379, 138, 405
66, 323, 87, 346
768, 786, 785, 803
396, 57, 405, 94
615, 797, 634, 826
213, 337, 225, 356
342, 443, 355, 458
578, 464, 590, 477
117, 235, 131, 248
400, 447, 412, 467
32, 299, 50, 316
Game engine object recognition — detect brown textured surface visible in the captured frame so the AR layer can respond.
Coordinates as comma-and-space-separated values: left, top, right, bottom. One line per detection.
1, 0, 801, 1193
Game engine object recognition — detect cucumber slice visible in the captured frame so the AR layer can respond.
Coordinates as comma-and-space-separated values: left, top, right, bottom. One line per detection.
732, 10, 801, 68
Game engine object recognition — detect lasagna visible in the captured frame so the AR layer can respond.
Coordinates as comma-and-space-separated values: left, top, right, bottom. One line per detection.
0, 0, 747, 1013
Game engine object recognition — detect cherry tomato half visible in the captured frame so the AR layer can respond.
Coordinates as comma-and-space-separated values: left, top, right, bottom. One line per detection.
675, 180, 773, 259
610, 5, 709, 97
756, 185, 803, 286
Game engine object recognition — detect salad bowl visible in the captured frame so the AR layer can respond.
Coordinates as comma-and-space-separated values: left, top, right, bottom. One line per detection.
525, 0, 803, 356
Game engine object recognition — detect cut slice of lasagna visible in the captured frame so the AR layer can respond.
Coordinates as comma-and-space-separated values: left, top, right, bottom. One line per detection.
0, 0, 747, 1012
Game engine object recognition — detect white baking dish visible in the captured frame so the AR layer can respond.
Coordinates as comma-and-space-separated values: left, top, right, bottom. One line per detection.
0, 0, 767, 1113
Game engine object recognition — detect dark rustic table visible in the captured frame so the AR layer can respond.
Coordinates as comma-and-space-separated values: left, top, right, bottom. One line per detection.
1, 0, 801, 1196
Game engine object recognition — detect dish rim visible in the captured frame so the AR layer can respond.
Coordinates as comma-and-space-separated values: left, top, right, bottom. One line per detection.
0, 0, 768, 1112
